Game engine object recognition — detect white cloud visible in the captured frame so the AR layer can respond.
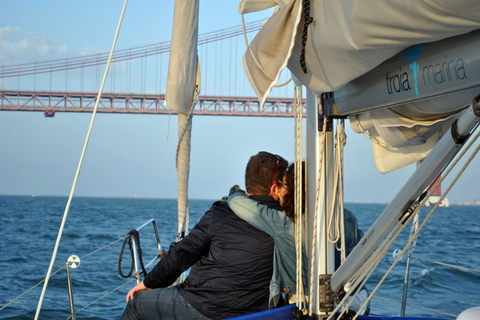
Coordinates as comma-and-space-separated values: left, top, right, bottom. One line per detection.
77, 46, 102, 57
0, 26, 68, 65
0, 26, 20, 39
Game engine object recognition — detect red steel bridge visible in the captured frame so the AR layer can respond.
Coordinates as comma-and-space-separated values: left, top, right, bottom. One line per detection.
0, 90, 299, 117
0, 21, 304, 117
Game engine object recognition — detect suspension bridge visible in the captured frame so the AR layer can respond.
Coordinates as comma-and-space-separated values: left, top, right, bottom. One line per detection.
0, 20, 302, 117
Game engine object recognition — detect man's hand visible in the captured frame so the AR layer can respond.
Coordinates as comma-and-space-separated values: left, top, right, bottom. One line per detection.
126, 281, 149, 302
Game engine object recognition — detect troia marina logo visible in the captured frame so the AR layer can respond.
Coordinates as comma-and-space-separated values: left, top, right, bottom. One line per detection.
385, 43, 468, 96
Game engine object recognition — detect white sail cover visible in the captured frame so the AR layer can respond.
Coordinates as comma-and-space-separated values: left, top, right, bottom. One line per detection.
165, 0, 200, 234
241, 0, 480, 102
241, 0, 480, 172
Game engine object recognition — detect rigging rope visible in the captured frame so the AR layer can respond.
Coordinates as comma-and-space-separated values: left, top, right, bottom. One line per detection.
174, 84, 198, 243
2, 235, 126, 312
242, 9, 294, 91
304, 113, 350, 317
241, 14, 249, 47
177, 207, 189, 284
338, 121, 346, 264
274, 77, 293, 88
329, 123, 480, 319
371, 296, 457, 318
33, 2, 129, 319
5, 228, 162, 317
327, 120, 346, 246
334, 126, 480, 320
0, 266, 66, 312
329, 207, 418, 320
309, 113, 328, 316
407, 212, 419, 256
410, 256, 480, 273
174, 84, 198, 281
321, 119, 350, 315
294, 85, 307, 313
66, 278, 136, 320
175, 85, 200, 170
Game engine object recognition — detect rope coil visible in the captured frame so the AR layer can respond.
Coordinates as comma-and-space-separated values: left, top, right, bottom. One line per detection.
118, 230, 147, 279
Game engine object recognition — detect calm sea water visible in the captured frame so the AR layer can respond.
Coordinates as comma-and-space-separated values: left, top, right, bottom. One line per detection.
0, 196, 479, 319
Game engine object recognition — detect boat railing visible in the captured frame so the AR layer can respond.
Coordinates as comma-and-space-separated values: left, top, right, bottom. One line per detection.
63, 219, 163, 318
130, 219, 163, 284
0, 218, 164, 319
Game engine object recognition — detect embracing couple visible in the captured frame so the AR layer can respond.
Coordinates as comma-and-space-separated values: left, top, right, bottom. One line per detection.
120, 151, 306, 320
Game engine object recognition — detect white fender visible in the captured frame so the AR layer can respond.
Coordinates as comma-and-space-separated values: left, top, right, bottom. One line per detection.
457, 307, 480, 320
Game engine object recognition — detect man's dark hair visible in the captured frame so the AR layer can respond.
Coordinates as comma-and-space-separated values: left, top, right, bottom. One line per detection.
245, 151, 288, 195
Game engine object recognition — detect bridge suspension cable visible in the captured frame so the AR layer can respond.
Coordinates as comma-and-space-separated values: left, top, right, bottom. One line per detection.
0, 20, 263, 79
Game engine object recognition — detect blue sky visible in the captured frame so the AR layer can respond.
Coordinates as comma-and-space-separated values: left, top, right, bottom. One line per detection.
1, 0, 479, 204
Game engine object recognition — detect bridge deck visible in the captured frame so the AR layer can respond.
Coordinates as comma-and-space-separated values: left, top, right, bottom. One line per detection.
0, 91, 304, 117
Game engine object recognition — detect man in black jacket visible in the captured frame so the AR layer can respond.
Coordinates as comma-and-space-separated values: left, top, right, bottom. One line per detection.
119, 152, 288, 320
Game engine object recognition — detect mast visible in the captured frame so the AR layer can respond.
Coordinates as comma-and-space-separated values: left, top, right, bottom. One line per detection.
306, 90, 336, 318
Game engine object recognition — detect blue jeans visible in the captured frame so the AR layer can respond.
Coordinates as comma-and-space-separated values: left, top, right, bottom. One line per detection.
119, 287, 212, 320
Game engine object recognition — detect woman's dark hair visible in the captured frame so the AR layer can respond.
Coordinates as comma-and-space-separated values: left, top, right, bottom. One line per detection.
245, 151, 288, 195
282, 162, 306, 222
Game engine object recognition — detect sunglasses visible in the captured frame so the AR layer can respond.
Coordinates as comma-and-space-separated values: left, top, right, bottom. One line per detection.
271, 155, 281, 186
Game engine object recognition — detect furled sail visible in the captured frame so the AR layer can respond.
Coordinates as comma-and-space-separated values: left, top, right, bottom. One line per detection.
240, 0, 480, 172
165, 0, 200, 236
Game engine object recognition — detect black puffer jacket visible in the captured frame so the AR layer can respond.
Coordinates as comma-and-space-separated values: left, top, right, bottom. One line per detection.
143, 199, 277, 319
